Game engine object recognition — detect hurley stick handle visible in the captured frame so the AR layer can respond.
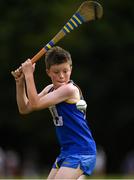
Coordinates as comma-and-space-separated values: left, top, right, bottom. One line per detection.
11, 47, 47, 75
31, 47, 47, 64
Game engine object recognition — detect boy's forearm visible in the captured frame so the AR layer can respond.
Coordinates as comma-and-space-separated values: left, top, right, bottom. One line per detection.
16, 82, 30, 114
24, 73, 39, 109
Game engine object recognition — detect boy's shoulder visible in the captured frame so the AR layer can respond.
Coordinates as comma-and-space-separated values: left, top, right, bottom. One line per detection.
60, 82, 80, 98
63, 82, 79, 92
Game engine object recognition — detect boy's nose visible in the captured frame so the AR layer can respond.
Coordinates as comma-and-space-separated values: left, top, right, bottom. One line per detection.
59, 73, 64, 78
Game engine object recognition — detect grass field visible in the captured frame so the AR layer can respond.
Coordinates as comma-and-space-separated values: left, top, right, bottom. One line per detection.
1, 175, 134, 179
0, 170, 134, 180
87, 175, 134, 179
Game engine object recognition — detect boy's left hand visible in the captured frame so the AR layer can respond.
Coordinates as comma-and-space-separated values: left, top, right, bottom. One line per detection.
21, 59, 35, 75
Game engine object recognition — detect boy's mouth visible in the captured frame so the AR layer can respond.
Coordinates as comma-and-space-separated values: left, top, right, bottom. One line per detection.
57, 81, 65, 83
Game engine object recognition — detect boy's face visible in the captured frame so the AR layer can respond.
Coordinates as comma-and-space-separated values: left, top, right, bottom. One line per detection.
46, 62, 72, 88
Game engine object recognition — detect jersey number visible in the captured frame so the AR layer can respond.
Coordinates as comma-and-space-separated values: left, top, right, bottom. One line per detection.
49, 106, 63, 126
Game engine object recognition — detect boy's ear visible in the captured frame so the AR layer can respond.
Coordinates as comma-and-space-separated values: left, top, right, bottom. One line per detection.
46, 69, 50, 77
70, 65, 72, 73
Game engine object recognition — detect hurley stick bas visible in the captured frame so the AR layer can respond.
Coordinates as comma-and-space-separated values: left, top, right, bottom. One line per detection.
11, 1, 103, 73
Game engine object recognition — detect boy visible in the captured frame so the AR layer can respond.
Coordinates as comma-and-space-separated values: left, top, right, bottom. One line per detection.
12, 46, 96, 179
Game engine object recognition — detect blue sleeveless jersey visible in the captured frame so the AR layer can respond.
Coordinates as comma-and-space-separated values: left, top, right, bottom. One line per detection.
49, 101, 96, 156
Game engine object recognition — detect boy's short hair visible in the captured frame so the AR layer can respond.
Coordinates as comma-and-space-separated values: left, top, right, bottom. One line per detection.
45, 46, 72, 69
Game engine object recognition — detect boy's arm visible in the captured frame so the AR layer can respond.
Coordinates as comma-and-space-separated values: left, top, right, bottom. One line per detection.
24, 74, 78, 111
16, 80, 32, 114
12, 67, 32, 114
13, 60, 54, 113
22, 59, 79, 111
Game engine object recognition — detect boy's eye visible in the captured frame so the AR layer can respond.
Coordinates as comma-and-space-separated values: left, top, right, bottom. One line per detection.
53, 69, 69, 74
64, 69, 69, 73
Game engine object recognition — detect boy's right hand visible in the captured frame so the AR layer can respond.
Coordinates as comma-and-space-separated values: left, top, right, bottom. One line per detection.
11, 66, 24, 82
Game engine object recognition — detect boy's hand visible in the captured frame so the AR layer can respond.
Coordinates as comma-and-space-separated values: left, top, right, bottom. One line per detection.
11, 59, 35, 81
21, 59, 35, 76
11, 66, 24, 82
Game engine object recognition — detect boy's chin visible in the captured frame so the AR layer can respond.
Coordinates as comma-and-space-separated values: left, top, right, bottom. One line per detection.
55, 82, 66, 88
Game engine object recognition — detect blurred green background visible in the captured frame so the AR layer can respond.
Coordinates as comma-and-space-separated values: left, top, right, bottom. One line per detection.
0, 0, 134, 178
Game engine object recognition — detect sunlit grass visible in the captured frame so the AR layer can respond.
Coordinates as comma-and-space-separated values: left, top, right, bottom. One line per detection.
87, 175, 134, 179
0, 174, 134, 179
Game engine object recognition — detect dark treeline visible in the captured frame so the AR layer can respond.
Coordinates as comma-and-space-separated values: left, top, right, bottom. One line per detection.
0, 0, 134, 175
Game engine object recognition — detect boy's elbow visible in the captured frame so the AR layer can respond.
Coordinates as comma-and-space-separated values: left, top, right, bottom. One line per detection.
29, 101, 40, 111
19, 109, 29, 115
18, 101, 41, 115
18, 106, 32, 115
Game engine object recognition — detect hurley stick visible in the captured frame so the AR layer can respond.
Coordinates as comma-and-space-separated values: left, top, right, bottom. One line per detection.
11, 1, 103, 73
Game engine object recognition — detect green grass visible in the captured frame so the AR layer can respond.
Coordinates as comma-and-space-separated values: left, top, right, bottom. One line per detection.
0, 175, 134, 179
86, 175, 134, 179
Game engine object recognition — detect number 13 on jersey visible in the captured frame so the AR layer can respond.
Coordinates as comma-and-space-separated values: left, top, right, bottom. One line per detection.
49, 106, 63, 126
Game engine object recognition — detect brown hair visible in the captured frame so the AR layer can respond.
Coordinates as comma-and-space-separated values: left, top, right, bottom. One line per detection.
45, 46, 72, 69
